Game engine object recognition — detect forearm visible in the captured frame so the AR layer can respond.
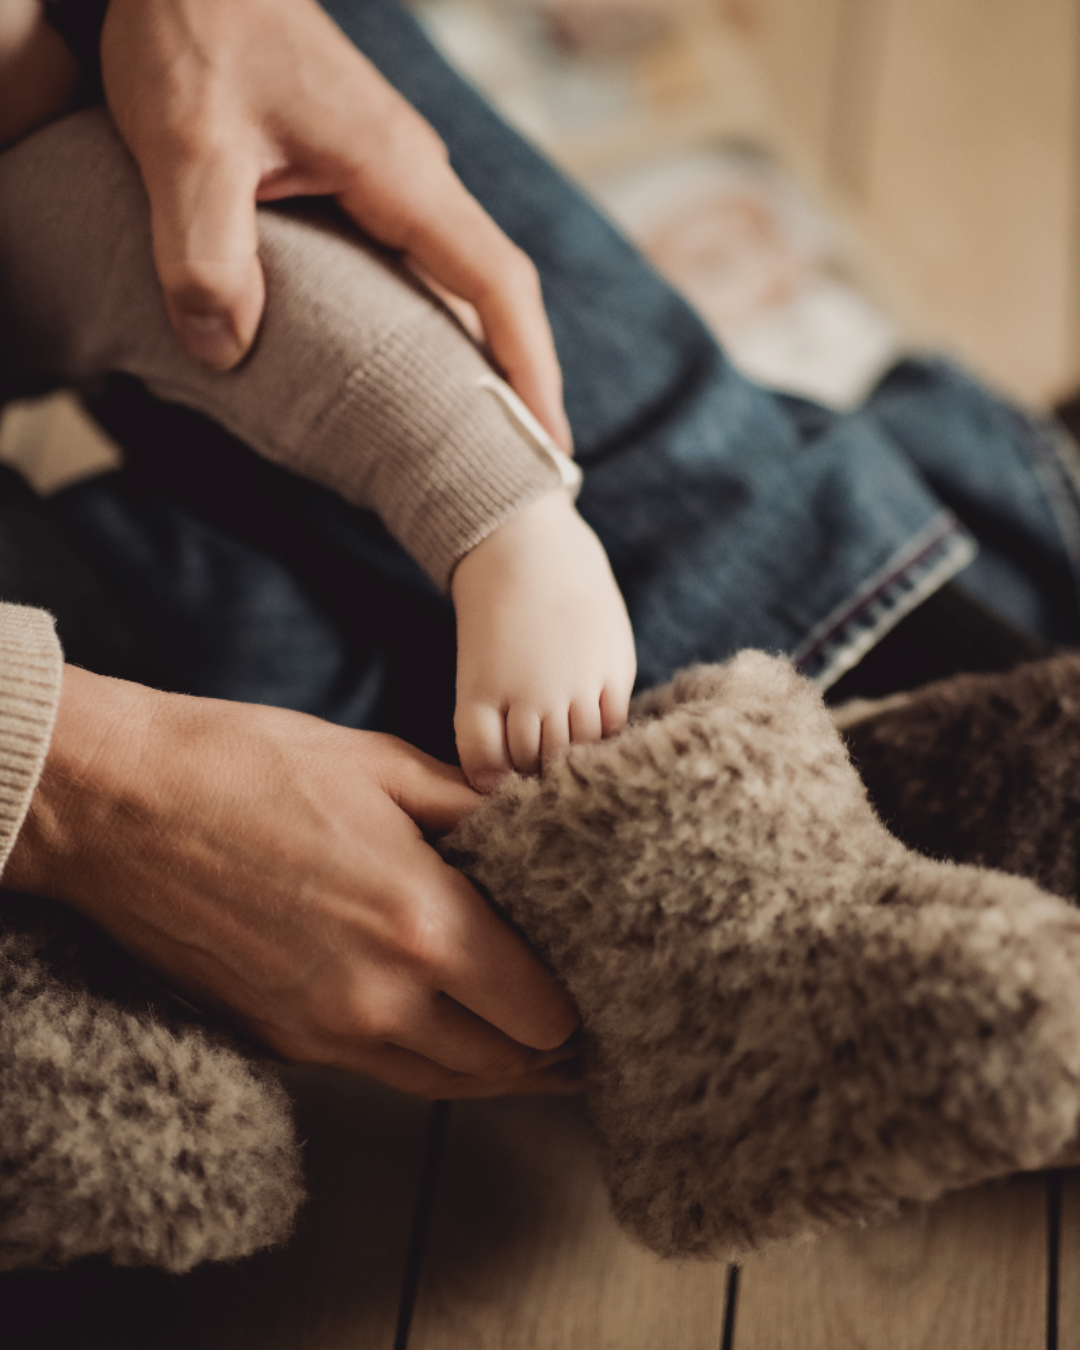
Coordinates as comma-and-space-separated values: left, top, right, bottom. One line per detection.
0, 108, 566, 588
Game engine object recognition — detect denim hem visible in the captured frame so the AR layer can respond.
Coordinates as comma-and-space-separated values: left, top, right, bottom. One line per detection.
1034, 420, 1080, 616
792, 515, 977, 688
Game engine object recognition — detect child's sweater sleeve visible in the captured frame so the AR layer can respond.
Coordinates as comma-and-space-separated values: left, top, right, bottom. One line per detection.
0, 109, 568, 592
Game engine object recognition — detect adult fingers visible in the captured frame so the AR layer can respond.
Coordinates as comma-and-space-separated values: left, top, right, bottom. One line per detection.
443, 1058, 585, 1099
329, 1041, 584, 1100
437, 864, 579, 1050
140, 137, 264, 370
388, 993, 574, 1082
337, 171, 572, 454
344, 802, 579, 1050
377, 735, 484, 829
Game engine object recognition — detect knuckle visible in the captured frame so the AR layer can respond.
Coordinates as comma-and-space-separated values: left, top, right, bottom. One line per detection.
472, 241, 540, 307
504, 247, 541, 295
158, 101, 223, 168
412, 117, 450, 164
166, 262, 235, 309
381, 889, 454, 977
333, 982, 404, 1044
507, 243, 540, 282
505, 246, 542, 297
403, 913, 453, 977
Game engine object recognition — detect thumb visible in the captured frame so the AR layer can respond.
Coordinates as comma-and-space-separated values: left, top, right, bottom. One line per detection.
143, 146, 265, 370
380, 740, 484, 834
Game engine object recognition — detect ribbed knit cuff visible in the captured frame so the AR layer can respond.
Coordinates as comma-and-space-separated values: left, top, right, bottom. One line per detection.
0, 605, 63, 876
307, 323, 568, 591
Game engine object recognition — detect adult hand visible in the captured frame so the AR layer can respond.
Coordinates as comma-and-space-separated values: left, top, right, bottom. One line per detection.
4, 665, 581, 1099
99, 0, 573, 451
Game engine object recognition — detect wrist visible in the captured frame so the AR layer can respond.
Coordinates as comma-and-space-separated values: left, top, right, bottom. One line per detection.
3, 665, 159, 899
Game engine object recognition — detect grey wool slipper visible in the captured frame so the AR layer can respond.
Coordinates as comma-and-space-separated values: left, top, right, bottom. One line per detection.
444, 652, 1080, 1261
836, 653, 1080, 902
0, 895, 305, 1273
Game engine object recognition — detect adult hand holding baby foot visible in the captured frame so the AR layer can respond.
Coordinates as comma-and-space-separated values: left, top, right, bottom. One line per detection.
99, 0, 572, 452
452, 490, 637, 792
4, 665, 581, 1101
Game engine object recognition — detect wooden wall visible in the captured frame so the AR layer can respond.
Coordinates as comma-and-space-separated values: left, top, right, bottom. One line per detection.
717, 0, 1080, 405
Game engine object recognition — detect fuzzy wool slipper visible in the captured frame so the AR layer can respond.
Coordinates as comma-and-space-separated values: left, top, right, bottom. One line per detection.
444, 652, 1080, 1261
836, 653, 1080, 901
0, 895, 305, 1273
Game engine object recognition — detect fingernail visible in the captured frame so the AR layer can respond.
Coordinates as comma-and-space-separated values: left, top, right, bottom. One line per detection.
471, 770, 505, 795
176, 309, 246, 371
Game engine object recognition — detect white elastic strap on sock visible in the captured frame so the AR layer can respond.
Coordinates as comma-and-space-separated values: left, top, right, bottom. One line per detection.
476, 373, 583, 495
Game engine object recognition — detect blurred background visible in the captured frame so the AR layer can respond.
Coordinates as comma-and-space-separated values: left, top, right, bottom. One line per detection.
407, 0, 1080, 411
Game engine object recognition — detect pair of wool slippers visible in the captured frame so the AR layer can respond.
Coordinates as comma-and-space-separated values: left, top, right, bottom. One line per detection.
6, 651, 1080, 1271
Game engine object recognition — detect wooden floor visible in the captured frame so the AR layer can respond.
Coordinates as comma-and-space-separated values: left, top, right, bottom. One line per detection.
2, 1068, 1075, 1350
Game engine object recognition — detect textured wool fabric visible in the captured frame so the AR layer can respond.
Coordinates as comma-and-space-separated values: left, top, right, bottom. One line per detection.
837, 655, 1080, 902
0, 894, 304, 1273
0, 603, 63, 874
445, 652, 1080, 1260
0, 109, 565, 591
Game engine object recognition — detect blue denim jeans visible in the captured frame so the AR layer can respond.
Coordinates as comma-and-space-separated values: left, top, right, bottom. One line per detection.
52, 0, 1080, 758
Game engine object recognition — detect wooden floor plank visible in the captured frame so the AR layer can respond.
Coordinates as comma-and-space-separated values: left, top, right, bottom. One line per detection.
0, 1066, 432, 1350
407, 1096, 728, 1350
733, 1174, 1048, 1350
1055, 1170, 1080, 1349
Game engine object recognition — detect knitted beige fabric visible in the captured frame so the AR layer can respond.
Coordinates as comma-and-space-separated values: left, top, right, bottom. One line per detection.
445, 652, 1080, 1260
0, 603, 62, 875
0, 109, 567, 591
0, 894, 304, 1273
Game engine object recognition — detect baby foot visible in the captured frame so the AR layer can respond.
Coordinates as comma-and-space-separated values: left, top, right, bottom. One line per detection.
445, 652, 1080, 1259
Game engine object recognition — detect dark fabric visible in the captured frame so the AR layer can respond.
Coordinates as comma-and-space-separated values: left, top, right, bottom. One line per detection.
0, 460, 163, 686
827, 582, 1052, 704
842, 655, 1080, 903
65, 376, 459, 759
41, 0, 109, 97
